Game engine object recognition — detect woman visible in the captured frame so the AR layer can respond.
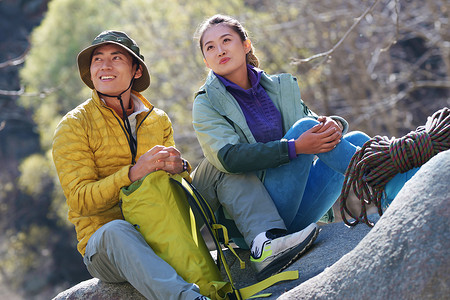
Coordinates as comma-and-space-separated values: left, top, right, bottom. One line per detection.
191, 14, 424, 281
193, 12, 371, 222
190, 14, 370, 280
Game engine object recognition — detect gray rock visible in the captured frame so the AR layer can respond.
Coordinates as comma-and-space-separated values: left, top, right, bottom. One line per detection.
279, 150, 450, 300
52, 278, 145, 300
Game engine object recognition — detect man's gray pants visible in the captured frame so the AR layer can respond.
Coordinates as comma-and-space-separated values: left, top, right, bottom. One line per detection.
84, 219, 202, 300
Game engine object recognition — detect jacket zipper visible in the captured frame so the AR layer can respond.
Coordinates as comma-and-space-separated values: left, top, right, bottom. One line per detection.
104, 105, 152, 165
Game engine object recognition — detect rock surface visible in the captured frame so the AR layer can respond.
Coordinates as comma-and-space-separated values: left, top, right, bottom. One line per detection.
53, 150, 449, 299
52, 278, 145, 300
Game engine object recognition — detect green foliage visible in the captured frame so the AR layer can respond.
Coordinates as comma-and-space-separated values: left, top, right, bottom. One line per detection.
20, 0, 123, 149
18, 153, 52, 196
0, 225, 51, 291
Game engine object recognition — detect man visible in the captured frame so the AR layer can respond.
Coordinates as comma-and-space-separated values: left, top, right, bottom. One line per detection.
52, 30, 206, 300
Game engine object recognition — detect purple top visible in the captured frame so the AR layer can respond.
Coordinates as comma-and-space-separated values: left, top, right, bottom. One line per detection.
215, 65, 297, 159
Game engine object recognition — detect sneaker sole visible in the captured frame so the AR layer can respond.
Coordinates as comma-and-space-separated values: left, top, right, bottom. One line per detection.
255, 226, 319, 281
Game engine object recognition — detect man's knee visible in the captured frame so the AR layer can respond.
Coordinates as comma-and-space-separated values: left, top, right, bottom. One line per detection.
96, 220, 137, 245
100, 219, 132, 233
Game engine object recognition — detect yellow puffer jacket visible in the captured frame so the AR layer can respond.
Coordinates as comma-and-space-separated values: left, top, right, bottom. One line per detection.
52, 90, 183, 256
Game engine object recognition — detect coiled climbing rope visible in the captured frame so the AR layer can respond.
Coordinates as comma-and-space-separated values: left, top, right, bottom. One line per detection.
339, 107, 450, 227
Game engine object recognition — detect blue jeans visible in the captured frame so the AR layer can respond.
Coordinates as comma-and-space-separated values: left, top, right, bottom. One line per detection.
264, 118, 419, 232
382, 167, 419, 209
264, 118, 370, 232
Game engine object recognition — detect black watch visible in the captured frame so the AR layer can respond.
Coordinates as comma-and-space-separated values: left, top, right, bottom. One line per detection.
182, 159, 188, 172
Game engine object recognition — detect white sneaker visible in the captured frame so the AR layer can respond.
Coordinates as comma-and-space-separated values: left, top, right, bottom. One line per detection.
250, 223, 319, 281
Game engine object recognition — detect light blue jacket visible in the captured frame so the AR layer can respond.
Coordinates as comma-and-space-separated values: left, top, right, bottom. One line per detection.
193, 70, 348, 174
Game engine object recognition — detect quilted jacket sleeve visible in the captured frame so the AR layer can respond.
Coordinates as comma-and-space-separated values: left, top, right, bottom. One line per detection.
52, 114, 132, 216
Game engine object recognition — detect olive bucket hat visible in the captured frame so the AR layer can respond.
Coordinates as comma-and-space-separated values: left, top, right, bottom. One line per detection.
77, 30, 150, 92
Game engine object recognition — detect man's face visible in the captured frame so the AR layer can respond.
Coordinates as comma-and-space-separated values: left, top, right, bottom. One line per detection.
90, 43, 141, 95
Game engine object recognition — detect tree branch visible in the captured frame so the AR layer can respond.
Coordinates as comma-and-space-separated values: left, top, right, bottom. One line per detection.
380, 0, 400, 52
291, 0, 381, 66
353, 80, 450, 125
0, 49, 29, 69
0, 86, 25, 96
0, 85, 57, 97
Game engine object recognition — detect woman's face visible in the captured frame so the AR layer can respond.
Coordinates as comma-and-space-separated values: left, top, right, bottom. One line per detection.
201, 24, 251, 80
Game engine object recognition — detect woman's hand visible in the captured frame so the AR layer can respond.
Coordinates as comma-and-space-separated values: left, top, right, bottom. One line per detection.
316, 116, 343, 134
294, 116, 342, 154
128, 146, 184, 182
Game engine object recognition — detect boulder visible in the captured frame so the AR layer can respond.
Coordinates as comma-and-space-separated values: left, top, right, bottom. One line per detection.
279, 150, 450, 299
52, 278, 145, 300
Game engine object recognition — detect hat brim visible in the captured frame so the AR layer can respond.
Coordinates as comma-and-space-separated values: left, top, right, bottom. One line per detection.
77, 41, 150, 92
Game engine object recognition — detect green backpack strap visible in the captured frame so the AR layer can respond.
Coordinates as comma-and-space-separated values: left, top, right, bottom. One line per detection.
173, 177, 300, 300
174, 178, 240, 279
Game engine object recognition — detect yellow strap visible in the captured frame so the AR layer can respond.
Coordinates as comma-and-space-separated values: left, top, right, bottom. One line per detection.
238, 271, 299, 299
212, 224, 245, 269
208, 281, 234, 300
212, 224, 229, 244
189, 208, 199, 247
247, 293, 272, 299
215, 242, 234, 281
225, 245, 245, 269
181, 178, 219, 225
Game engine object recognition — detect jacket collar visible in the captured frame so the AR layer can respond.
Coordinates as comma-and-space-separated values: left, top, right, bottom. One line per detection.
92, 89, 154, 113
199, 71, 277, 144
200, 70, 281, 113
201, 69, 280, 95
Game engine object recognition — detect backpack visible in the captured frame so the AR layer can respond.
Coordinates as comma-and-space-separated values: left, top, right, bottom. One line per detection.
120, 171, 298, 299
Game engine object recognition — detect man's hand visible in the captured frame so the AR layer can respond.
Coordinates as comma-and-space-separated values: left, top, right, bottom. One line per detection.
128, 146, 184, 182
294, 116, 342, 154
159, 147, 184, 175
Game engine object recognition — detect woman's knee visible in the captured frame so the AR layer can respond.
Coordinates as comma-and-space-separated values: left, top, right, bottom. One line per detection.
344, 130, 371, 146
294, 118, 320, 130
285, 118, 320, 139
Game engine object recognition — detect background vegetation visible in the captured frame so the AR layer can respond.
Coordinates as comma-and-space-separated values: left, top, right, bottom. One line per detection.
0, 0, 448, 299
